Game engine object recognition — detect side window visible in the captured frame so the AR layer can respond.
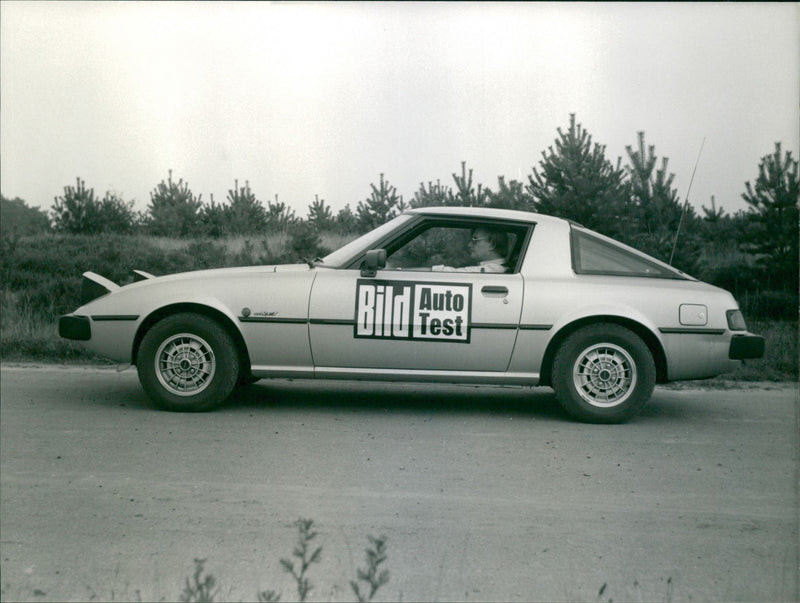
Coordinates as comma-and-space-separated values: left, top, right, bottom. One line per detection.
384, 222, 526, 274
387, 226, 471, 269
571, 229, 684, 279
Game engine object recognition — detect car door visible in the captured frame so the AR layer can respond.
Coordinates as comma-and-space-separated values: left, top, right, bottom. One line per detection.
308, 267, 523, 374
307, 219, 529, 376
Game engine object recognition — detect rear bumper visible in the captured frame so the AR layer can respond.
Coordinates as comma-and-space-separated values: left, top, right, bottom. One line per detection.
59, 315, 91, 341
729, 333, 765, 360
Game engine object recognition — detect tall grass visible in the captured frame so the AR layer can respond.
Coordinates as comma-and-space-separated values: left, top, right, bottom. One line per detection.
726, 319, 798, 381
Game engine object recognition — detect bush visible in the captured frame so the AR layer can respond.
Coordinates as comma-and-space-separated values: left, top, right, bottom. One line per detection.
739, 290, 799, 322
0, 196, 50, 236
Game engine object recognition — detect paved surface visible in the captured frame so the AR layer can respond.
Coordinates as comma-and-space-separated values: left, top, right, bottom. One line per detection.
1, 365, 797, 602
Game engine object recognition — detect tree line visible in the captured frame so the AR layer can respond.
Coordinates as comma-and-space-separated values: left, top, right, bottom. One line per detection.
2, 113, 797, 301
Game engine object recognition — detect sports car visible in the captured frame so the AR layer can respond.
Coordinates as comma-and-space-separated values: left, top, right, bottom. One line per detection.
59, 206, 764, 423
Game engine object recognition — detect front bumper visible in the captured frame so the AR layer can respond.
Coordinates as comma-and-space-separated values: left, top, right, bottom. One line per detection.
729, 333, 765, 360
59, 315, 91, 341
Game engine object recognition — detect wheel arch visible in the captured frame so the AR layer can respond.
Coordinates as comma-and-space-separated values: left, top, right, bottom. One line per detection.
132, 303, 251, 376
538, 315, 668, 387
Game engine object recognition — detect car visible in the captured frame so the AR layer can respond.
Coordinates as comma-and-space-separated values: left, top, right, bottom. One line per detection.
59, 206, 764, 423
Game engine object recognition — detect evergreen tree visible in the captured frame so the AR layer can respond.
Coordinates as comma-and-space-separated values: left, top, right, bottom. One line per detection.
411, 179, 453, 208
288, 220, 329, 263
226, 180, 266, 235
526, 114, 629, 239
356, 173, 402, 231
265, 195, 297, 232
51, 177, 101, 233
741, 142, 799, 291
485, 176, 529, 211
699, 196, 744, 247
199, 195, 228, 238
451, 161, 488, 207
97, 192, 137, 234
147, 170, 203, 237
625, 131, 699, 269
334, 204, 358, 234
307, 195, 334, 231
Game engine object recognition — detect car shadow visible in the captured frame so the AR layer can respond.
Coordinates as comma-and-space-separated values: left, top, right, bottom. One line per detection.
225, 379, 569, 421
92, 376, 710, 425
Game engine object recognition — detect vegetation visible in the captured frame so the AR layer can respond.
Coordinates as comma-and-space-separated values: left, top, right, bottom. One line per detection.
1, 517, 389, 602
1, 113, 797, 377
527, 114, 629, 241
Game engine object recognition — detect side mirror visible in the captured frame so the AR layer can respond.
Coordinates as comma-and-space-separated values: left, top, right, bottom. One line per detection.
361, 249, 387, 277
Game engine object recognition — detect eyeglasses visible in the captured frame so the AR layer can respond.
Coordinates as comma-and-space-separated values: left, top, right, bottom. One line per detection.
470, 236, 488, 243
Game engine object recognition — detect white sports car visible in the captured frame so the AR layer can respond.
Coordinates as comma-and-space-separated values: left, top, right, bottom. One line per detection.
59, 207, 764, 423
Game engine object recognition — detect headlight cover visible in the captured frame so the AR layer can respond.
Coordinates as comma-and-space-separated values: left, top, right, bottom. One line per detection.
726, 309, 748, 331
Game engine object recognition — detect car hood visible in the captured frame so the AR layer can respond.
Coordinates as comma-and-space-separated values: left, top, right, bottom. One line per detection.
128, 263, 311, 287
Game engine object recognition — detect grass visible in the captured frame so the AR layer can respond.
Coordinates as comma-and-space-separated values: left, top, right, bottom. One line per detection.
725, 319, 798, 381
0, 290, 110, 363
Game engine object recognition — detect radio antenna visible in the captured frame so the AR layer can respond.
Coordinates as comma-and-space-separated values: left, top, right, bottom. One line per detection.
669, 137, 706, 265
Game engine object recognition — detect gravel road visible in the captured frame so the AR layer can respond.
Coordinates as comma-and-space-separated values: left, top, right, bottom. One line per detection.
1, 365, 797, 602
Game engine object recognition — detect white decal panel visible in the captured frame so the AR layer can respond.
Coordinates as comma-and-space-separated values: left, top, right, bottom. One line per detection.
355, 279, 472, 343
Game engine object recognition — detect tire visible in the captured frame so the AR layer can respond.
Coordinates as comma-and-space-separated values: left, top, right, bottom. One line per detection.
237, 374, 262, 387
552, 323, 655, 424
137, 313, 240, 412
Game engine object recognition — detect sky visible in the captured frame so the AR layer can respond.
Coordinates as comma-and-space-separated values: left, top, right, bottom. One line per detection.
1, 1, 798, 219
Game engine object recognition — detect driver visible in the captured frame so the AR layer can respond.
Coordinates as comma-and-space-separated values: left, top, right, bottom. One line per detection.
431, 227, 509, 273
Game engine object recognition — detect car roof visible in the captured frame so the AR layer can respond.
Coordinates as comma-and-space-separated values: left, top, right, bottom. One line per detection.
404, 206, 570, 226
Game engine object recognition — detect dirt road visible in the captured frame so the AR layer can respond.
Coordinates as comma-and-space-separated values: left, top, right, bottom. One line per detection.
1, 365, 797, 602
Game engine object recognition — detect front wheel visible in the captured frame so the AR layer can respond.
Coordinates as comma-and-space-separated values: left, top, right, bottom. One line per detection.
552, 323, 655, 423
137, 313, 240, 412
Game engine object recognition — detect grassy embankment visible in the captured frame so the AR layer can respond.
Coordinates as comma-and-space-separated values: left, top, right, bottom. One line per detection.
1, 233, 796, 382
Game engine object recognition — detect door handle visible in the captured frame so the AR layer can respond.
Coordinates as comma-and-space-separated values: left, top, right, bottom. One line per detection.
481, 286, 508, 295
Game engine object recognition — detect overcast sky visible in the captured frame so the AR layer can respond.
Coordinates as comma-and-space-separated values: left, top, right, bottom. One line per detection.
1, 2, 798, 219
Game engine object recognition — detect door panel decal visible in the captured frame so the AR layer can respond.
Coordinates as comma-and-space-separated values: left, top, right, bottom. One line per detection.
354, 279, 472, 343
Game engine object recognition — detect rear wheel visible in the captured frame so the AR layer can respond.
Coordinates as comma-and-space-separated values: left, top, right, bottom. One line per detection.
552, 323, 655, 423
137, 313, 239, 412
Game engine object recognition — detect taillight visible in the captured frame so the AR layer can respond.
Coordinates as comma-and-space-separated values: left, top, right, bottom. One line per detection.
726, 310, 747, 331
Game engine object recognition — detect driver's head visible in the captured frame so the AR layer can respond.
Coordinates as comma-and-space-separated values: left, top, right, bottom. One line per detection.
469, 227, 507, 259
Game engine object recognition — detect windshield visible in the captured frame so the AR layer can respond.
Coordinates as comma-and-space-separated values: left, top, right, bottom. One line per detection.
321, 214, 415, 267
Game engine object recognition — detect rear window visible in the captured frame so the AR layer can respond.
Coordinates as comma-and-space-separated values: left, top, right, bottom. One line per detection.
571, 228, 685, 279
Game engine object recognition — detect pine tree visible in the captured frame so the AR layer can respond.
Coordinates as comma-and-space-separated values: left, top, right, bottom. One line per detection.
356, 173, 402, 231
98, 192, 137, 234
451, 161, 488, 207
147, 170, 203, 237
226, 180, 266, 235
625, 131, 699, 267
199, 194, 228, 238
526, 114, 629, 239
485, 176, 529, 211
335, 204, 358, 234
411, 179, 453, 208
307, 195, 334, 231
51, 177, 101, 233
741, 142, 799, 291
265, 194, 297, 233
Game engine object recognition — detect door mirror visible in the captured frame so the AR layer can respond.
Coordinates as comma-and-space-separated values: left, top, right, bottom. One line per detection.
361, 249, 387, 277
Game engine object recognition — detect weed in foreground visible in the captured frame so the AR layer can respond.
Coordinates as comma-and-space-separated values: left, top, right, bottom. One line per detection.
350, 535, 390, 603
1, 518, 390, 602
278, 517, 323, 602
180, 558, 220, 603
